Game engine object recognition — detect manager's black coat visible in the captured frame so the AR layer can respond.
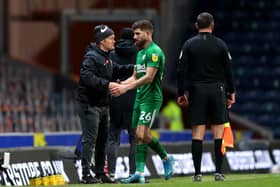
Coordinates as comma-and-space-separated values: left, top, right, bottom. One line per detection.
77, 43, 134, 106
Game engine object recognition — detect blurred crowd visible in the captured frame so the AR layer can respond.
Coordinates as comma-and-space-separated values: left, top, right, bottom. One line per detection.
0, 60, 80, 133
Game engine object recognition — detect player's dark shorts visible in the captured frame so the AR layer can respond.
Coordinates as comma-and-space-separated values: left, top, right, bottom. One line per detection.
188, 82, 228, 125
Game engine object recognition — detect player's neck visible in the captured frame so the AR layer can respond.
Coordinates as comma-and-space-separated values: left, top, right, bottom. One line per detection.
143, 39, 153, 49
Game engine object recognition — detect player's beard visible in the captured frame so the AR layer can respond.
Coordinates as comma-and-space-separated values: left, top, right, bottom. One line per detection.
135, 39, 147, 49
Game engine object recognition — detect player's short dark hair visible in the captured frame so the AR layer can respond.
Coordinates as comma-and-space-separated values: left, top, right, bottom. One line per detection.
132, 19, 153, 32
196, 12, 214, 29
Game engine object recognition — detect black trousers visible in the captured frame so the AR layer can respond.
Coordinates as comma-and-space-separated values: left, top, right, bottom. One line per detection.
107, 117, 136, 175
78, 103, 109, 176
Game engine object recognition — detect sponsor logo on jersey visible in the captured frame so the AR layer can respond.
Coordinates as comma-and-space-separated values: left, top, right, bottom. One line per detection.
136, 64, 146, 73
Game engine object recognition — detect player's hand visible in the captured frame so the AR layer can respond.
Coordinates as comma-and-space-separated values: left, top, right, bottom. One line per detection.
109, 82, 120, 96
177, 95, 188, 107
110, 84, 128, 97
109, 82, 120, 89
227, 92, 236, 109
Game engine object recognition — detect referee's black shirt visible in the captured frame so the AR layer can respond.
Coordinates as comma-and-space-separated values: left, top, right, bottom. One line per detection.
177, 32, 235, 96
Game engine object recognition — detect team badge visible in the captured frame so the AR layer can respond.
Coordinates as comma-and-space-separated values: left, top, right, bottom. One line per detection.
152, 53, 159, 62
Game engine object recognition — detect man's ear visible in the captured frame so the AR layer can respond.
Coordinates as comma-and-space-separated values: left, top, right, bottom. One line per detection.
195, 22, 199, 30
99, 39, 105, 46
146, 31, 151, 37
211, 22, 214, 30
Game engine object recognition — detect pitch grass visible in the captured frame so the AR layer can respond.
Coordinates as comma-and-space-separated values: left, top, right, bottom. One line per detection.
63, 174, 280, 187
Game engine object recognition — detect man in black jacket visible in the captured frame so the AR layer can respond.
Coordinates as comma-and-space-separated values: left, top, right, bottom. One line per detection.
177, 12, 236, 182
107, 28, 138, 180
77, 25, 134, 184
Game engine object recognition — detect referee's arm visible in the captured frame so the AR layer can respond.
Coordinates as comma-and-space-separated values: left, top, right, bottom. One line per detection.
177, 43, 189, 97
222, 43, 236, 107
222, 45, 235, 94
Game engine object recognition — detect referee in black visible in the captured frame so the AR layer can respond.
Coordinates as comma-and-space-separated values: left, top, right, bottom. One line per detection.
177, 12, 236, 182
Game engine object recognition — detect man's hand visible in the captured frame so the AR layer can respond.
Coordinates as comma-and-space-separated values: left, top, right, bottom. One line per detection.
109, 82, 121, 96
227, 92, 236, 109
109, 82, 120, 90
109, 82, 129, 97
177, 95, 188, 107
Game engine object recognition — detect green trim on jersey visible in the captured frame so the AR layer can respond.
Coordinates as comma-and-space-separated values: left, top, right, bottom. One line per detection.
135, 42, 165, 103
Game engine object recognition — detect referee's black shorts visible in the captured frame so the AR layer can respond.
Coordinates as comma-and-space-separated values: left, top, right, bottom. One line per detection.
188, 82, 228, 126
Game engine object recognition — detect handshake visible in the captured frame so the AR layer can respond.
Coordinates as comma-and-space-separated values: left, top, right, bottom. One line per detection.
109, 81, 132, 97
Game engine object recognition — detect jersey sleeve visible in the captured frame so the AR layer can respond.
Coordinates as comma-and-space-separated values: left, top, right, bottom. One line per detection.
146, 49, 162, 68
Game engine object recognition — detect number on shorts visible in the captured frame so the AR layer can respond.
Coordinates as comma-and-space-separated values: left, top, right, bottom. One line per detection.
140, 111, 152, 122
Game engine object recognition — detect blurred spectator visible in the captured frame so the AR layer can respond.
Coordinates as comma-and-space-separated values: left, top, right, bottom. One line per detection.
161, 100, 184, 131
107, 27, 138, 179
0, 60, 80, 133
